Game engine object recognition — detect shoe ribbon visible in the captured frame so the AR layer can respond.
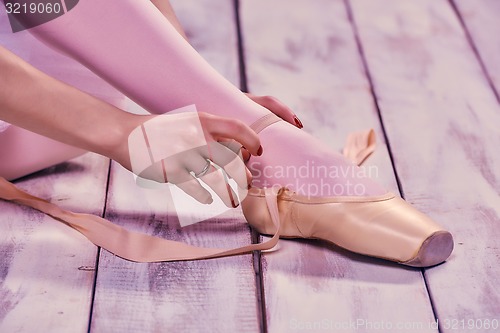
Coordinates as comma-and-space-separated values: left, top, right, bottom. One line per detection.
0, 176, 281, 262
0, 114, 373, 262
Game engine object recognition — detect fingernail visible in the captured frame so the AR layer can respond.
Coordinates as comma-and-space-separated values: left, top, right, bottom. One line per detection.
242, 147, 251, 162
229, 192, 239, 208
226, 183, 239, 208
293, 115, 303, 129
257, 145, 263, 156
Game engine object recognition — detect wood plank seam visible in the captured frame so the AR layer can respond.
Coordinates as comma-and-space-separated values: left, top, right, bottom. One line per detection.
88, 2, 262, 331
233, 1, 268, 331
345, 0, 441, 327
233, 0, 250, 94
86, 159, 111, 333
241, 0, 442, 330
448, 0, 500, 104
347, 0, 500, 330
343, 0, 406, 198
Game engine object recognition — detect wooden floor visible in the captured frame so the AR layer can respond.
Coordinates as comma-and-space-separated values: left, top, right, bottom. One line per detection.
1, 0, 500, 332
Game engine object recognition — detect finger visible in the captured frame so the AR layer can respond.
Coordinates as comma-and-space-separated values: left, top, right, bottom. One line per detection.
175, 176, 214, 205
199, 165, 239, 208
182, 152, 237, 207
221, 152, 251, 191
241, 147, 251, 163
203, 116, 262, 157
217, 139, 251, 165
184, 155, 212, 179
217, 138, 243, 155
246, 94, 303, 129
208, 142, 252, 184
159, 154, 213, 203
137, 160, 168, 183
216, 139, 252, 165
202, 142, 251, 190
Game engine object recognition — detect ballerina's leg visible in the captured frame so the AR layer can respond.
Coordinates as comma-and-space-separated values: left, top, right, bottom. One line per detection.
29, 0, 385, 196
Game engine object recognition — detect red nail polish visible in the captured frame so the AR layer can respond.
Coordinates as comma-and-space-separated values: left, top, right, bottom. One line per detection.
226, 183, 239, 208
293, 115, 303, 129
257, 145, 263, 156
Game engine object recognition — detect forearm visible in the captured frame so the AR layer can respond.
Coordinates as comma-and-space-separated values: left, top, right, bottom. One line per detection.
0, 46, 135, 162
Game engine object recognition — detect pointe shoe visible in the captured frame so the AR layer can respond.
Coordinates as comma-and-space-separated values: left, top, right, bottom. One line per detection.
242, 187, 453, 267
243, 114, 453, 267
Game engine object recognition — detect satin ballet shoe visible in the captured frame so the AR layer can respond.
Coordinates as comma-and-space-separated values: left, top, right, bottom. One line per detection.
242, 186, 453, 267
243, 114, 453, 267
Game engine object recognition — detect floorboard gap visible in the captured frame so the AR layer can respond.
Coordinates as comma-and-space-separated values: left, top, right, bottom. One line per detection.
423, 269, 443, 333
233, 0, 249, 93
86, 159, 112, 333
345, 1, 444, 331
344, 0, 405, 198
233, 1, 267, 331
448, 0, 500, 104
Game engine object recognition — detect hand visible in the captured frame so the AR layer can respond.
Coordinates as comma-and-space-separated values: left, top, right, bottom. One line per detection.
121, 106, 262, 208
245, 93, 303, 129
243, 93, 303, 162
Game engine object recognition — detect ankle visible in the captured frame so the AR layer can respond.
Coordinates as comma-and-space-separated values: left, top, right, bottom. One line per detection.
247, 121, 387, 197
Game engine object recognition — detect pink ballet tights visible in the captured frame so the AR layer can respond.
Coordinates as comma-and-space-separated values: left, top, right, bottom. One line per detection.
0, 126, 85, 180
22, 0, 385, 196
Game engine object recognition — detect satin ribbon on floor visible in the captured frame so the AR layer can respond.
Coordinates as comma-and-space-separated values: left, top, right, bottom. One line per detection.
0, 122, 375, 262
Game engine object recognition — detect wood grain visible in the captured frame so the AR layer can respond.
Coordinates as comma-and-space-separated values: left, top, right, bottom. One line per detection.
350, 0, 500, 330
89, 1, 261, 332
0, 153, 109, 333
452, 0, 500, 100
90, 164, 259, 332
242, 0, 438, 331
169, 0, 240, 84
2, 1, 498, 332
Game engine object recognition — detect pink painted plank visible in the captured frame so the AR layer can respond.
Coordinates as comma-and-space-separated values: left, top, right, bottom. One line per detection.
242, 0, 438, 332
453, 0, 500, 99
350, 0, 500, 330
0, 153, 109, 332
89, 1, 261, 332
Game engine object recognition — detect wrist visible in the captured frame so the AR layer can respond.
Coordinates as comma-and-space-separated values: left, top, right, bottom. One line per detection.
100, 111, 153, 171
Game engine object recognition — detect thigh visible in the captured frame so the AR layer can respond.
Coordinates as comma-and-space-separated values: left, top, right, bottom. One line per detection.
0, 125, 85, 180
